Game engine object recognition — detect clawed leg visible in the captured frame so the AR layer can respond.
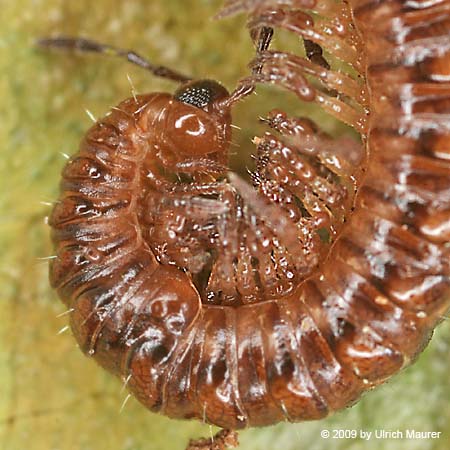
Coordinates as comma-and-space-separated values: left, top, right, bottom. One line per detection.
219, 0, 367, 130
262, 109, 365, 170
168, 180, 228, 196
243, 50, 367, 131
254, 133, 347, 208
37, 36, 192, 83
156, 180, 233, 221
223, 25, 274, 106
186, 429, 239, 450
172, 158, 229, 176
245, 5, 361, 69
261, 108, 319, 137
217, 172, 311, 301
257, 109, 363, 214
216, 0, 341, 20
228, 172, 322, 264
144, 182, 234, 275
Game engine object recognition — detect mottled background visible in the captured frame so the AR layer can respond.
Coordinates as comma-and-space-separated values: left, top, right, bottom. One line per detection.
1, 1, 449, 449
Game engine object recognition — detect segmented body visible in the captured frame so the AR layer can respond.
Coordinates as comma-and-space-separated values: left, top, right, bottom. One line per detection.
50, 0, 450, 429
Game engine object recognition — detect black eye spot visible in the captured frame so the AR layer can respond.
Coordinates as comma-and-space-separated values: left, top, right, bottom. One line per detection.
174, 79, 229, 109
176, 86, 212, 108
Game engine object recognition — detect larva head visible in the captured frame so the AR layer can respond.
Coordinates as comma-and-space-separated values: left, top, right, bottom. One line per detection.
160, 79, 232, 172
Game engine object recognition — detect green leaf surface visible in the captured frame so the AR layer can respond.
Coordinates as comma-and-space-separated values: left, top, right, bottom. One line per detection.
1, 1, 449, 450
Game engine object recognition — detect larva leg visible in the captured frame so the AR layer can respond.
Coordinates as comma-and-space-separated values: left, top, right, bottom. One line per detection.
37, 37, 192, 83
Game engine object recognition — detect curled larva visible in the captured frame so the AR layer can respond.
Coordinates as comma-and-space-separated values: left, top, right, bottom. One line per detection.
44, 0, 450, 441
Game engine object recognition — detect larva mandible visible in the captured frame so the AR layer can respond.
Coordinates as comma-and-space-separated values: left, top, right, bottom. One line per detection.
45, 0, 450, 436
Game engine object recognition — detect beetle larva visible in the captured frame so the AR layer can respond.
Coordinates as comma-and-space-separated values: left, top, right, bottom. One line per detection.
45, 0, 450, 441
